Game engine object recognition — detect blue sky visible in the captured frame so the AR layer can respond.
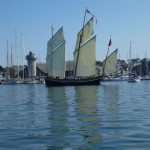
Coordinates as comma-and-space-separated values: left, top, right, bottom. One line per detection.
0, 0, 150, 67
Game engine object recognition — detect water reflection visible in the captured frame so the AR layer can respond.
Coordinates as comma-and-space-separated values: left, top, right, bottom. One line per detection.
46, 86, 102, 149
1, 82, 150, 149
102, 84, 120, 117
47, 87, 70, 148
74, 86, 102, 146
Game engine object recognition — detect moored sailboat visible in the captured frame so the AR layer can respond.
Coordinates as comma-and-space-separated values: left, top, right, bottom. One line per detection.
45, 9, 101, 86
128, 42, 140, 83
1, 40, 16, 85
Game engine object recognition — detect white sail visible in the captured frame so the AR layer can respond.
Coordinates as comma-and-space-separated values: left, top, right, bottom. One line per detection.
51, 42, 65, 78
103, 49, 118, 75
46, 27, 65, 78
75, 17, 94, 50
47, 27, 64, 56
74, 36, 96, 77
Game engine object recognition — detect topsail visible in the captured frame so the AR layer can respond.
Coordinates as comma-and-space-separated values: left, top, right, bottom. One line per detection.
75, 17, 94, 51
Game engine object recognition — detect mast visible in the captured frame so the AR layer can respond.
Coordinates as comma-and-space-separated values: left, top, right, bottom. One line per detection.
15, 29, 19, 78
103, 48, 109, 77
51, 25, 54, 37
129, 41, 132, 73
21, 33, 24, 80
103, 37, 112, 77
145, 51, 148, 76
11, 43, 13, 78
39, 52, 41, 77
69, 59, 71, 77
6, 40, 9, 79
74, 8, 87, 78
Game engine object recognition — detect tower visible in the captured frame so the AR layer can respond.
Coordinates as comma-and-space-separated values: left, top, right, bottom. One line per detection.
26, 51, 37, 78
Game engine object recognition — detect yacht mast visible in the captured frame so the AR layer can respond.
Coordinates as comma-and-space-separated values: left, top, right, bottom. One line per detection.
15, 29, 19, 78
11, 43, 14, 78
21, 33, 24, 80
129, 41, 132, 73
7, 40, 9, 79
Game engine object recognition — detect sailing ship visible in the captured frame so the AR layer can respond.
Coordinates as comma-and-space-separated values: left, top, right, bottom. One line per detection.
45, 9, 101, 86
102, 48, 127, 81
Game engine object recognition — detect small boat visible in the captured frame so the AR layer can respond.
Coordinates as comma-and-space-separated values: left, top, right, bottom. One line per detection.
128, 78, 140, 83
45, 8, 101, 86
128, 73, 140, 83
16, 79, 26, 84
102, 75, 128, 82
25, 80, 39, 84
140, 76, 150, 80
1, 79, 16, 85
127, 42, 140, 83
25, 79, 45, 84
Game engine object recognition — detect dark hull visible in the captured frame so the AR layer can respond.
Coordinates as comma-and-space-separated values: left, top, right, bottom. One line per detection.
45, 77, 101, 86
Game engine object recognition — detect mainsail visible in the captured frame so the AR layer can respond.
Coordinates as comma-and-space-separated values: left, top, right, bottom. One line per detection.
74, 17, 96, 77
74, 36, 96, 77
103, 49, 118, 75
46, 27, 65, 78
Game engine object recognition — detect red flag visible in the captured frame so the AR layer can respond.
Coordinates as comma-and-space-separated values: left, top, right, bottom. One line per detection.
86, 8, 98, 24
108, 38, 112, 47
86, 9, 90, 14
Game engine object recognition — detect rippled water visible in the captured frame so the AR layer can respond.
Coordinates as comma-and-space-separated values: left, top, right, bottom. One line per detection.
0, 81, 150, 149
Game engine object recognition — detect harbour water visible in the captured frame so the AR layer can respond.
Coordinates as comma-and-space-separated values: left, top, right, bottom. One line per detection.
0, 81, 150, 149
